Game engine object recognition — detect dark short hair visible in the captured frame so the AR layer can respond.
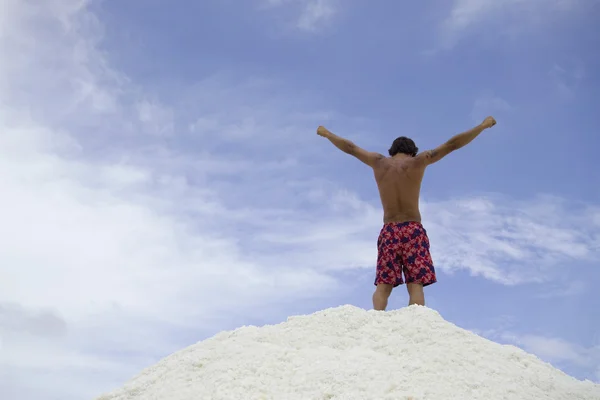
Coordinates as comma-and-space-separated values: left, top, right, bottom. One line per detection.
388, 136, 418, 157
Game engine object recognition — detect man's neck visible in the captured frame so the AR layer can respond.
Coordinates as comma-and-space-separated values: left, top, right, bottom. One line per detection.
391, 153, 413, 160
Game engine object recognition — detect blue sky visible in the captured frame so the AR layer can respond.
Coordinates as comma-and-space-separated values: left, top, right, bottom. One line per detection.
0, 0, 598, 399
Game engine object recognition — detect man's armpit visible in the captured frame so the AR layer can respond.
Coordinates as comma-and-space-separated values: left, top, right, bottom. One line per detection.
418, 142, 456, 165
416, 149, 438, 164
424, 149, 438, 159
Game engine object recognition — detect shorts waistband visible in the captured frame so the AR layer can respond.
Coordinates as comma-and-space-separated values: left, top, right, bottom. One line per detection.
382, 221, 423, 228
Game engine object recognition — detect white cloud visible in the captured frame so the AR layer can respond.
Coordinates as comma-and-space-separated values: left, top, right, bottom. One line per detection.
261, 0, 337, 32
0, 2, 337, 399
297, 0, 336, 31
438, 0, 588, 50
135, 98, 174, 136
421, 195, 598, 285
501, 333, 600, 383
471, 321, 600, 382
506, 335, 599, 368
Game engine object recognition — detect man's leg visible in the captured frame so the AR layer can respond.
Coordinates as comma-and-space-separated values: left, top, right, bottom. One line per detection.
399, 222, 437, 307
406, 283, 425, 306
373, 223, 404, 311
373, 283, 393, 311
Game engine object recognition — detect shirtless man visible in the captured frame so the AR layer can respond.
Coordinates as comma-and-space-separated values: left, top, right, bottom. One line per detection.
316, 116, 497, 310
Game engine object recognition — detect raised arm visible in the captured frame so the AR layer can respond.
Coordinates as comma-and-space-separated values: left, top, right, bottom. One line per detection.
416, 116, 496, 166
317, 126, 384, 167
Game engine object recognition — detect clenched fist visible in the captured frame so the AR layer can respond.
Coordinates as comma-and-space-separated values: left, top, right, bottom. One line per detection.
317, 126, 330, 137
482, 116, 496, 129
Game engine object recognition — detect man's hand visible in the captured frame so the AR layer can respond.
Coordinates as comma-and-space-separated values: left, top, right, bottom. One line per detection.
482, 116, 496, 129
317, 126, 330, 137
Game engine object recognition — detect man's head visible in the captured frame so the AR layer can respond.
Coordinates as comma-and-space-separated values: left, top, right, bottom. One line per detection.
388, 136, 418, 157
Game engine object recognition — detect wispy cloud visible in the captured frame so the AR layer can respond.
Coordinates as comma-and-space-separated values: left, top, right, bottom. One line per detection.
534, 280, 588, 299
422, 195, 598, 285
261, 0, 337, 32
437, 0, 588, 50
470, 95, 512, 124
503, 333, 600, 382
0, 2, 337, 399
471, 324, 600, 382
297, 0, 336, 31
504, 334, 599, 369
549, 62, 585, 100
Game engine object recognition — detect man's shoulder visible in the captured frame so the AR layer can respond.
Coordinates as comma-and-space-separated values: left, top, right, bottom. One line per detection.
405, 156, 427, 170
372, 155, 391, 169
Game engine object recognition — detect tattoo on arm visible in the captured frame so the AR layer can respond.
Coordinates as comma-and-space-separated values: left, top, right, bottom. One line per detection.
423, 149, 438, 161
419, 142, 457, 165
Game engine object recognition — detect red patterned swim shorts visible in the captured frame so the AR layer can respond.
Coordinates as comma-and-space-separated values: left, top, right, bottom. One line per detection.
374, 221, 437, 287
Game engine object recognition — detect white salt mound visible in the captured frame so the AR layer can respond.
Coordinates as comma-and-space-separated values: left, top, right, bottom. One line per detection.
97, 305, 600, 400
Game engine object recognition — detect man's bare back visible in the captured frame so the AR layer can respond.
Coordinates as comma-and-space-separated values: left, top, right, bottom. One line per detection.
316, 116, 497, 310
372, 155, 425, 224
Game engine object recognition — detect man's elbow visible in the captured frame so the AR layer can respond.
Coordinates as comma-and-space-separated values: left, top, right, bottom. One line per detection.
344, 142, 357, 154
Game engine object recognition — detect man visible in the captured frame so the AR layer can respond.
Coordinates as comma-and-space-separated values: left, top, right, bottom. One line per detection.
316, 116, 497, 310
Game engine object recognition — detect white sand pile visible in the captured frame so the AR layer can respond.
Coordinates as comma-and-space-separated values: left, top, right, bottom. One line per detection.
97, 305, 600, 400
